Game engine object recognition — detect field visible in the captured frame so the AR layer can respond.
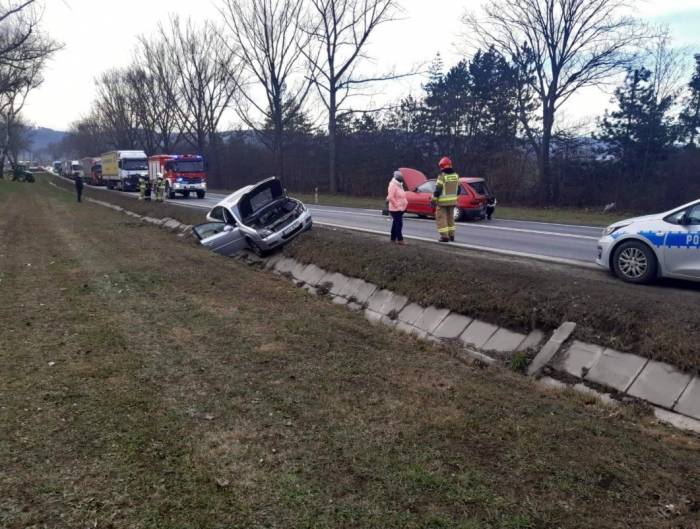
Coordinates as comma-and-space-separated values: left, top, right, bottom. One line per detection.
1, 176, 699, 528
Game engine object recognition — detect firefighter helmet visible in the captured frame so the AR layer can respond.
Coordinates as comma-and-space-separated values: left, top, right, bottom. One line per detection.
438, 157, 453, 170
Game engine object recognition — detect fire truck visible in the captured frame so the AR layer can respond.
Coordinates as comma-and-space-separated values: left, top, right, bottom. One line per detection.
148, 154, 207, 199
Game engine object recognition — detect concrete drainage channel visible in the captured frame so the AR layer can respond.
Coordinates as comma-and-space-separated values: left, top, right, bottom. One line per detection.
54, 183, 700, 435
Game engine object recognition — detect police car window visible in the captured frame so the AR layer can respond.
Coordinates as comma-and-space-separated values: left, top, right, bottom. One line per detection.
688, 205, 700, 225
210, 207, 225, 222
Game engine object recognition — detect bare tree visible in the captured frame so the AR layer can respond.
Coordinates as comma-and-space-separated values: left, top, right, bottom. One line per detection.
304, 0, 400, 193
93, 69, 141, 150
156, 16, 240, 172
219, 0, 312, 178
134, 36, 183, 153
465, 0, 645, 202
0, 0, 59, 169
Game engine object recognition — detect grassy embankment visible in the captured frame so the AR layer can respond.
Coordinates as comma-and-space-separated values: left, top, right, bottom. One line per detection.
50, 173, 700, 374
1, 176, 698, 528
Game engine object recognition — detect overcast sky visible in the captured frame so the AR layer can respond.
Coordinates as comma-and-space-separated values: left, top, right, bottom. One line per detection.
22, 0, 700, 132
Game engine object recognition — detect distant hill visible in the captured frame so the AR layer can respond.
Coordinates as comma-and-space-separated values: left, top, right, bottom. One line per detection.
25, 127, 67, 159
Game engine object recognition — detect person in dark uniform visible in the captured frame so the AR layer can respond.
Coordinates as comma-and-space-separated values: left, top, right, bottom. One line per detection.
75, 174, 84, 203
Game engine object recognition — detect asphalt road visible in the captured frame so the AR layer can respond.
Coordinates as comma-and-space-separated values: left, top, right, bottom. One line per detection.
104, 187, 603, 266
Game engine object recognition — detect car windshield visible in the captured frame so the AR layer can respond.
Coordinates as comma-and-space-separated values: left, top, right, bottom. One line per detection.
416, 181, 436, 193
123, 159, 148, 170
175, 160, 204, 173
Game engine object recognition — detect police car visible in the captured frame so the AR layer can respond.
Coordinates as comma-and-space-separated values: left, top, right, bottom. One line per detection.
597, 199, 700, 284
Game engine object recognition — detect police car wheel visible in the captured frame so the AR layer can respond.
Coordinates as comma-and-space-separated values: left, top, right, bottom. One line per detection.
612, 241, 657, 284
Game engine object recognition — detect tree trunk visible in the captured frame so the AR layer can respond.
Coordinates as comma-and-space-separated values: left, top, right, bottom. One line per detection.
328, 90, 337, 194
540, 104, 554, 204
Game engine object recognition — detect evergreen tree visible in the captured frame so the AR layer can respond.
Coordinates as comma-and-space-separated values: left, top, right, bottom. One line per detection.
679, 54, 700, 146
596, 67, 677, 183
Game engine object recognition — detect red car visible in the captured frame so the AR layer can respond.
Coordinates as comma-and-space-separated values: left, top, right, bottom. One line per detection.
399, 167, 494, 221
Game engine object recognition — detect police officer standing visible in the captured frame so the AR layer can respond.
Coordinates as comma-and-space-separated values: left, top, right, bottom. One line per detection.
431, 157, 460, 242
74, 173, 84, 203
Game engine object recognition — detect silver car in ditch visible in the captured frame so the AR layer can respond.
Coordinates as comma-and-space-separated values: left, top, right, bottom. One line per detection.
596, 198, 700, 283
193, 178, 312, 256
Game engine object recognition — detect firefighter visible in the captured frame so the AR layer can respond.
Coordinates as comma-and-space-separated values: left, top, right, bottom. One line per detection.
431, 157, 460, 242
156, 173, 166, 202
138, 176, 146, 200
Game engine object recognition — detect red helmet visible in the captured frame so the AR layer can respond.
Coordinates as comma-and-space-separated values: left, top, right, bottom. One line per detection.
438, 157, 453, 170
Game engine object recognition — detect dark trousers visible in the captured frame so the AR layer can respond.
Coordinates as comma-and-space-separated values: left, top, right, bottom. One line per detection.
76, 187, 83, 202
390, 211, 404, 241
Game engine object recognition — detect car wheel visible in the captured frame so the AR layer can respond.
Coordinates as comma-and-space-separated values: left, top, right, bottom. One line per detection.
612, 241, 657, 284
247, 238, 268, 257
197, 191, 205, 199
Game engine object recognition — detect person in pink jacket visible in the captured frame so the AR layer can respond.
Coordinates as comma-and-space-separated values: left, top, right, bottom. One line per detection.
387, 171, 408, 244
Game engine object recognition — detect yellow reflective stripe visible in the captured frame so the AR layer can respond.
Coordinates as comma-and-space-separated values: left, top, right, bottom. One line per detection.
438, 227, 451, 233
438, 196, 457, 203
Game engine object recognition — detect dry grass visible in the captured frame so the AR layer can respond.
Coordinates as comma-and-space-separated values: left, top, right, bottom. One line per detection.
2, 176, 698, 528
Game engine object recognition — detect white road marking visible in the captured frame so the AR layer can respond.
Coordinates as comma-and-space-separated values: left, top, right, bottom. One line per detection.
316, 221, 599, 269
310, 207, 599, 240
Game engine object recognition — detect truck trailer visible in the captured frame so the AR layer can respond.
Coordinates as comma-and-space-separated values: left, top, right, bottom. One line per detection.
63, 160, 83, 180
81, 157, 102, 185
148, 154, 207, 199
101, 150, 148, 192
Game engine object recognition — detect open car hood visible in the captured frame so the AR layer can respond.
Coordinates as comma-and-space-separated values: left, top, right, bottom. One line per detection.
398, 167, 428, 191
239, 177, 285, 220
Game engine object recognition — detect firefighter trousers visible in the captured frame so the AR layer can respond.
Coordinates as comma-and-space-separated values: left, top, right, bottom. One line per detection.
436, 206, 456, 239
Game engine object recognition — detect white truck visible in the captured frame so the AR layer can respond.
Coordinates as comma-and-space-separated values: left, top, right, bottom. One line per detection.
101, 150, 148, 192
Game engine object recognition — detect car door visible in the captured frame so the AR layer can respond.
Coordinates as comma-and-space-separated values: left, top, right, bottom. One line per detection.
192, 221, 247, 256
663, 203, 700, 279
408, 181, 436, 216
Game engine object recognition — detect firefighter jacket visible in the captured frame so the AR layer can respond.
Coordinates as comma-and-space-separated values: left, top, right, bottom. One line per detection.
433, 171, 459, 206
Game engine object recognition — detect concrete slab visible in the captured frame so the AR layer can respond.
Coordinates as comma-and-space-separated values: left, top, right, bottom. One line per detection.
380, 292, 409, 317
483, 328, 527, 353
298, 264, 325, 286
460, 320, 498, 349
433, 313, 472, 340
584, 348, 648, 393
346, 302, 363, 311
674, 377, 700, 420
413, 306, 450, 335
364, 309, 383, 325
398, 303, 425, 326
366, 289, 392, 313
381, 315, 399, 327
555, 341, 605, 379
327, 273, 352, 297
539, 376, 568, 390
290, 262, 308, 282
527, 322, 577, 377
263, 253, 284, 270
302, 285, 318, 296
352, 281, 377, 305
274, 257, 296, 274
572, 383, 618, 407
654, 407, 700, 434
518, 330, 545, 351
332, 296, 348, 306
394, 322, 428, 339
627, 361, 692, 409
